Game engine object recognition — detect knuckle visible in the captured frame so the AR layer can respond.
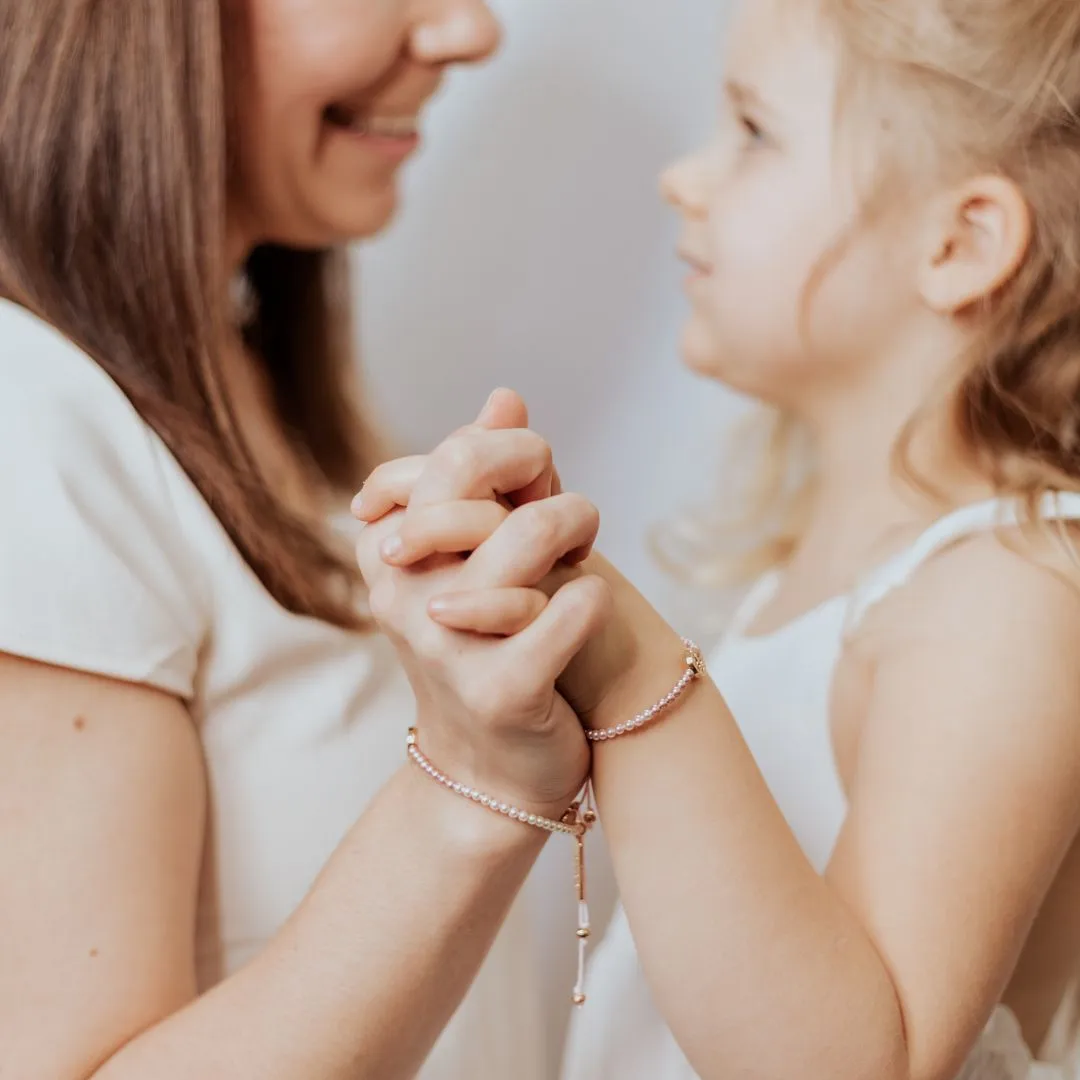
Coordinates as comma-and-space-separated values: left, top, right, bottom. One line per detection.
515, 501, 560, 550
579, 573, 614, 615
437, 435, 481, 481
558, 574, 612, 626
562, 492, 599, 528
398, 504, 445, 548
361, 461, 389, 490
518, 589, 548, 622
530, 432, 554, 470
486, 500, 511, 527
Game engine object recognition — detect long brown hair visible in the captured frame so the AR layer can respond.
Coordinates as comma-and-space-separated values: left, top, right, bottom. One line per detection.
0, 0, 379, 628
664, 0, 1080, 588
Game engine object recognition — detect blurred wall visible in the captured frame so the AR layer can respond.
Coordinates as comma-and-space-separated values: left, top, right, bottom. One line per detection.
357, 0, 740, 1071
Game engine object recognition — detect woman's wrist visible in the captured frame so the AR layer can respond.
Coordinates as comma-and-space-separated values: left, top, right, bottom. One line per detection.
397, 762, 551, 861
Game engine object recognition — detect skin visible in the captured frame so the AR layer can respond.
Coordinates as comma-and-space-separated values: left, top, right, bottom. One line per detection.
0, 4, 612, 1079
356, 2, 1080, 1077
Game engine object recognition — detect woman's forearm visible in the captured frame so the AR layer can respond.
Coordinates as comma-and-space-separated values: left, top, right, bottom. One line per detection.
96, 765, 544, 1080
560, 556, 907, 1080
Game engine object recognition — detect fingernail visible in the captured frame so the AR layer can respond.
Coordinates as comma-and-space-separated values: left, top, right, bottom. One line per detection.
381, 534, 404, 562
477, 388, 501, 421
351, 491, 365, 515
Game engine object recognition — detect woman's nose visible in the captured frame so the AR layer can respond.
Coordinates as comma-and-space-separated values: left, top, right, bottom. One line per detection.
410, 0, 502, 65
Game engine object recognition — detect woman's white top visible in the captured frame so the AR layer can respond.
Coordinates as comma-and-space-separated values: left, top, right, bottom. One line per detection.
0, 299, 546, 1080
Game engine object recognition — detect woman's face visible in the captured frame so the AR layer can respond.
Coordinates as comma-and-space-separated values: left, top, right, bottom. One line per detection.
230, 0, 500, 255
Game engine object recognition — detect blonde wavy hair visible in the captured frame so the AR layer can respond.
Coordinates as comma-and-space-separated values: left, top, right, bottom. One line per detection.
661, 0, 1080, 588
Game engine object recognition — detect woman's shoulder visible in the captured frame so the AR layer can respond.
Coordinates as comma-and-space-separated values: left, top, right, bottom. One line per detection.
0, 299, 158, 457
0, 300, 210, 695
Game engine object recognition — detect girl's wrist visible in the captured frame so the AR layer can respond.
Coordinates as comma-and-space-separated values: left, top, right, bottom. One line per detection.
555, 554, 687, 729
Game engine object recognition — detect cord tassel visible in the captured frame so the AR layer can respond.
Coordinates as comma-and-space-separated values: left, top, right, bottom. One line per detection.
570, 786, 598, 1007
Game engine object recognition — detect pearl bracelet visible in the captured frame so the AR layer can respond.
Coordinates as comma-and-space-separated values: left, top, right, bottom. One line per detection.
585, 639, 707, 742
405, 640, 705, 1007
407, 728, 597, 1005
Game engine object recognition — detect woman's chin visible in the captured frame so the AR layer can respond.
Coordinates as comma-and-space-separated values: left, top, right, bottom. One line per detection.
285, 185, 401, 249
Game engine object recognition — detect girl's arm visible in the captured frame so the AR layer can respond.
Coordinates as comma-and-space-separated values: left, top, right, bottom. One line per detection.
559, 544, 1080, 1080
360, 415, 1080, 1080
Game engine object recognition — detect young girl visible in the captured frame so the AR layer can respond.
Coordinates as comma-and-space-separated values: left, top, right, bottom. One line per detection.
0, 3, 610, 1079
355, 0, 1080, 1075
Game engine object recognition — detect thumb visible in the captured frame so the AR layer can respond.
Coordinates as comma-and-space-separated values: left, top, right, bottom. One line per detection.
473, 387, 561, 503
475, 387, 529, 431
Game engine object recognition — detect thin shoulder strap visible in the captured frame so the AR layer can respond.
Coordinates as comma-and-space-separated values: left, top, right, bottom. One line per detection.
845, 492, 1080, 634
725, 570, 783, 639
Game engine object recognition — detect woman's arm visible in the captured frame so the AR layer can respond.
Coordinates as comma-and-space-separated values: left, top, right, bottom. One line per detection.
0, 392, 606, 1080
0, 653, 546, 1080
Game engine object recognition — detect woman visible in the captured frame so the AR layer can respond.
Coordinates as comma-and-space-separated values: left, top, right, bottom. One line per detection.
0, 3, 608, 1078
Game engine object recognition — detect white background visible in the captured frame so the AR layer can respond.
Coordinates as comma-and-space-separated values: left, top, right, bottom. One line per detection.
359, 0, 740, 1070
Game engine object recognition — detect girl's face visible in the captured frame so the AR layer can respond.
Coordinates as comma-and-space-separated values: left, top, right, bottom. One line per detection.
230, 0, 501, 255
662, 0, 921, 411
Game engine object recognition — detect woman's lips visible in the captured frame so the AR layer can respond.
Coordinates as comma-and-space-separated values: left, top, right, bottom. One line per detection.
324, 107, 422, 160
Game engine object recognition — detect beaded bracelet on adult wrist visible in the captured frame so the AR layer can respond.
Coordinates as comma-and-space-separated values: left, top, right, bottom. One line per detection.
404, 639, 706, 1007
407, 728, 597, 1005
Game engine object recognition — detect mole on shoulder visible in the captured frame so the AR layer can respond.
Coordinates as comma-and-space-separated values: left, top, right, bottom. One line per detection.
73, 716, 87, 732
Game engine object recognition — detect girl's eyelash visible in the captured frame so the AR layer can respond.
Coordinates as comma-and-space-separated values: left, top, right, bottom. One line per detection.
740, 114, 765, 141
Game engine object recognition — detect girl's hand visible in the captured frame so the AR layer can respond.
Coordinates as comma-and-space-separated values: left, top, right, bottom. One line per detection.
353, 395, 611, 819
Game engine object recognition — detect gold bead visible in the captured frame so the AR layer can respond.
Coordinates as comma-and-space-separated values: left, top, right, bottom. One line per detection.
582, 810, 598, 826
576, 927, 591, 939
572, 992, 587, 1006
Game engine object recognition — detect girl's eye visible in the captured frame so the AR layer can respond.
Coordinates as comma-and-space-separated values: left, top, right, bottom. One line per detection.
740, 114, 766, 144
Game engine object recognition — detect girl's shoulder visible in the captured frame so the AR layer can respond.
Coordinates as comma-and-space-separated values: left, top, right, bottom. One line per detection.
831, 504, 1080, 790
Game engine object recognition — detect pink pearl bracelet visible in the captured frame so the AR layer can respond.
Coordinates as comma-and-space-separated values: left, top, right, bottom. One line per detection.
405, 639, 705, 1007
585, 639, 707, 742
407, 728, 597, 1006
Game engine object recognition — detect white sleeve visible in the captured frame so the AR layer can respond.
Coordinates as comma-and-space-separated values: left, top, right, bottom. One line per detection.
0, 304, 208, 699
